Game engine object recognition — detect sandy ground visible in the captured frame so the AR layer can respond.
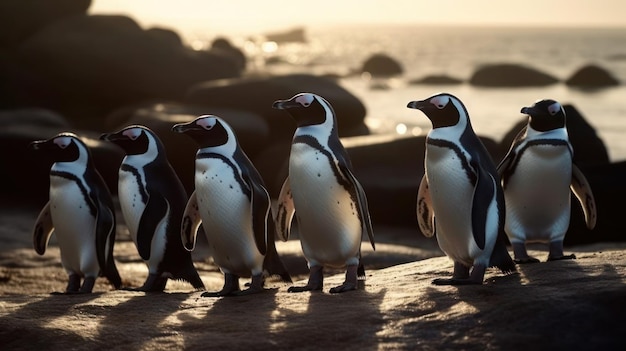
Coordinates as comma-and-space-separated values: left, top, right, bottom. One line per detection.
1, 204, 625, 350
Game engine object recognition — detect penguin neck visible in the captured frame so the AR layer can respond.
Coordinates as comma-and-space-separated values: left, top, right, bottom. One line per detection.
428, 114, 469, 141
526, 124, 568, 140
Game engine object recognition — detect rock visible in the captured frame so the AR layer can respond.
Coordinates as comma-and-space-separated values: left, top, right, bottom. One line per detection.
469, 63, 559, 87
361, 53, 404, 77
499, 104, 610, 167
0, 0, 91, 48
17, 14, 242, 130
185, 74, 369, 141
0, 109, 122, 202
264, 27, 307, 43
565, 64, 620, 87
103, 102, 270, 195
408, 75, 464, 85
145, 27, 183, 46
211, 37, 247, 71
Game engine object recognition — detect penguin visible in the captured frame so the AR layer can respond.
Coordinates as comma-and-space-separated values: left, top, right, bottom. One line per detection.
407, 93, 516, 285
29, 132, 122, 293
172, 115, 292, 297
100, 125, 205, 292
497, 99, 597, 263
272, 92, 375, 293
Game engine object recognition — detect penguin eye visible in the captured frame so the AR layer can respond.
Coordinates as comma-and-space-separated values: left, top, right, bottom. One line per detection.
431, 95, 450, 109
295, 94, 314, 107
54, 137, 72, 149
548, 102, 561, 116
123, 128, 142, 141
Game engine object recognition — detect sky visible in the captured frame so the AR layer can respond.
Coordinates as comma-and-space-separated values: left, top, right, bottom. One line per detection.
89, 0, 626, 35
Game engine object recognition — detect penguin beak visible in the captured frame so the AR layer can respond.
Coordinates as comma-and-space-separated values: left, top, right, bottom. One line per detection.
29, 139, 46, 150
520, 106, 535, 115
407, 100, 427, 110
99, 131, 125, 142
272, 99, 299, 110
172, 121, 195, 133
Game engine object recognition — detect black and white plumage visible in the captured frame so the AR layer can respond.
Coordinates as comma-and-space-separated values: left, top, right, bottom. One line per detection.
30, 132, 122, 293
172, 115, 291, 297
407, 93, 515, 285
272, 92, 375, 293
100, 125, 205, 292
497, 99, 597, 263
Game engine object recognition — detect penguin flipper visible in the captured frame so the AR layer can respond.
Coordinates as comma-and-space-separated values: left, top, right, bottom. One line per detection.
342, 165, 375, 251
137, 191, 168, 260
33, 201, 54, 255
471, 165, 497, 251
276, 177, 295, 242
248, 176, 270, 256
570, 164, 597, 230
94, 200, 121, 288
181, 190, 202, 251
417, 175, 435, 238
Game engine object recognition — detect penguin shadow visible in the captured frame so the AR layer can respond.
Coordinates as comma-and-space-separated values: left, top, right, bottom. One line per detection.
0, 293, 102, 348
177, 288, 281, 349
93, 291, 190, 348
269, 287, 388, 349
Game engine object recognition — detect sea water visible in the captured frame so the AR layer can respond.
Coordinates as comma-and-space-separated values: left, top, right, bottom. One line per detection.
189, 24, 626, 161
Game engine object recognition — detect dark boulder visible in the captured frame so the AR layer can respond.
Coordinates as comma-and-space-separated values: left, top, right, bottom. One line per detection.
565, 64, 620, 87
185, 74, 369, 141
0, 0, 91, 48
469, 63, 558, 87
103, 102, 270, 195
17, 14, 242, 130
0, 109, 122, 203
408, 75, 464, 85
499, 104, 610, 167
361, 53, 404, 77
211, 37, 247, 71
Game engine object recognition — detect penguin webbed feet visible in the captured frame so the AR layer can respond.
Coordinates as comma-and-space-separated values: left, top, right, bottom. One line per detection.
329, 264, 361, 294
514, 257, 541, 264
547, 253, 576, 261
432, 262, 484, 286
288, 265, 324, 293
54, 274, 95, 294
547, 241, 576, 262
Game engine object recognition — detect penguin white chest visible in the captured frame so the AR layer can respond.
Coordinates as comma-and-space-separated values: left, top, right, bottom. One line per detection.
194, 158, 262, 274
504, 145, 572, 241
49, 175, 98, 275
425, 144, 477, 261
118, 166, 147, 242
289, 143, 361, 266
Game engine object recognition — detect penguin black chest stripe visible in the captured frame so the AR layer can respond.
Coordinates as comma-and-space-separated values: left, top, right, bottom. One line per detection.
503, 138, 572, 185
427, 138, 477, 186
50, 170, 96, 216
120, 164, 149, 204
197, 152, 250, 199
293, 134, 354, 196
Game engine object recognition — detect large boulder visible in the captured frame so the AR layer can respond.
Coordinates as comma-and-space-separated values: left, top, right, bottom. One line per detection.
360, 53, 404, 77
0, 0, 91, 48
565, 64, 620, 87
469, 63, 559, 87
499, 104, 610, 167
0, 108, 123, 203
16, 14, 242, 130
185, 74, 369, 141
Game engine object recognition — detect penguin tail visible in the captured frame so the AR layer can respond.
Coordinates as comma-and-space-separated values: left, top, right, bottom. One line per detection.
263, 238, 292, 283
178, 262, 206, 291
489, 232, 517, 274
357, 263, 366, 281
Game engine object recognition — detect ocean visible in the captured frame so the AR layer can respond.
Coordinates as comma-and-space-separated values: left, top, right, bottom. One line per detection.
187, 25, 626, 161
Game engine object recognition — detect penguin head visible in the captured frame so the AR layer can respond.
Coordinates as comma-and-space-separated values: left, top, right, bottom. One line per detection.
29, 132, 91, 165
407, 93, 468, 129
521, 99, 565, 132
172, 115, 236, 150
100, 125, 164, 157
272, 92, 335, 128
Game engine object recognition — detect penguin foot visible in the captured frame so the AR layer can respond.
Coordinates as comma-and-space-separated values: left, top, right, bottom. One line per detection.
514, 256, 541, 264
232, 274, 265, 296
329, 282, 357, 293
288, 265, 323, 293
547, 254, 576, 261
202, 273, 240, 297
65, 274, 81, 293
79, 277, 96, 293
